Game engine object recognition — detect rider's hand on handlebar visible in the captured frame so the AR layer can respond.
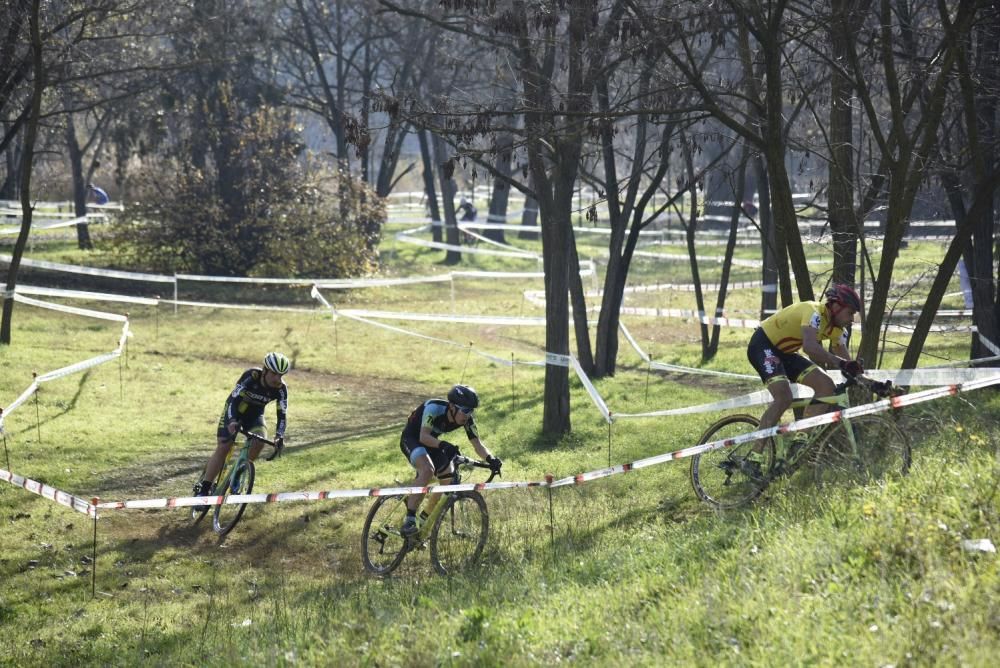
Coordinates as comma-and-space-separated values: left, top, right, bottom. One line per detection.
839, 358, 864, 377
486, 455, 503, 475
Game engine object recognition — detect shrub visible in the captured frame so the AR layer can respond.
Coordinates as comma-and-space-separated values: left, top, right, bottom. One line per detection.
110, 107, 382, 278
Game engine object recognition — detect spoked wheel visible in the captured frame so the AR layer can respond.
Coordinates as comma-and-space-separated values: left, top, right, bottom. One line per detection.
690, 415, 776, 509
811, 415, 910, 487
361, 496, 411, 576
429, 492, 488, 576
213, 460, 254, 537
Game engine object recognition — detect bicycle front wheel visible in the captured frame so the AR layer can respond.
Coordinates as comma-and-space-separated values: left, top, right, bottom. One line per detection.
430, 492, 488, 576
361, 496, 410, 576
811, 415, 911, 487
213, 460, 255, 536
690, 415, 776, 509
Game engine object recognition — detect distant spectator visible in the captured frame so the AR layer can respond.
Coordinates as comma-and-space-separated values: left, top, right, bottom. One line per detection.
457, 197, 477, 222
87, 183, 109, 205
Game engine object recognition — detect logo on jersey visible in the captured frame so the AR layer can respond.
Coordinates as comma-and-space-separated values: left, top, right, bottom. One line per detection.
809, 312, 822, 329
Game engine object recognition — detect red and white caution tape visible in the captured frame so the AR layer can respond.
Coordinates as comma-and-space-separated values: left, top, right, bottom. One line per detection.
0, 468, 97, 517
95, 479, 553, 511
551, 373, 1000, 486
84, 373, 1000, 510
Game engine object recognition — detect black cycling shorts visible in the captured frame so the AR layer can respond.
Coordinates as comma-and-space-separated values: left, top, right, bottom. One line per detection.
399, 434, 453, 477
746, 327, 818, 385
217, 411, 266, 441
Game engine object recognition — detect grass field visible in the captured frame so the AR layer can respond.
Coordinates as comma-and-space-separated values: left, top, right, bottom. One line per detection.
1, 223, 998, 666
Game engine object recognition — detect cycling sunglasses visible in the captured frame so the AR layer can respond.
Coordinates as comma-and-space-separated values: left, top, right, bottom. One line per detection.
457, 405, 474, 416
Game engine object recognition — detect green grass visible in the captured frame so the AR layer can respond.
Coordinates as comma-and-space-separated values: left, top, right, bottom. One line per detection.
1, 225, 998, 666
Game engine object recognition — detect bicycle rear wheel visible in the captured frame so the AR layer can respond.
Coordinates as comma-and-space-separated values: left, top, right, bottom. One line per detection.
213, 460, 254, 536
361, 496, 410, 575
690, 415, 776, 509
429, 492, 489, 576
811, 415, 910, 487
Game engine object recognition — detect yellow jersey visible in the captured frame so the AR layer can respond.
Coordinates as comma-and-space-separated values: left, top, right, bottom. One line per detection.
759, 301, 848, 353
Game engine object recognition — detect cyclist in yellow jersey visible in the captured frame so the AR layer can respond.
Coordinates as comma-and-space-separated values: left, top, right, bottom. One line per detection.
743, 284, 864, 476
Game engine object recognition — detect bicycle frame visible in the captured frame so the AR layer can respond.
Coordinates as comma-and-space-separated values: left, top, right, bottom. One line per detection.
216, 427, 272, 488
405, 455, 490, 543
778, 375, 891, 468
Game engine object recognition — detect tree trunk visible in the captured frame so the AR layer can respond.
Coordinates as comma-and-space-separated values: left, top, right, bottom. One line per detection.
519, 194, 539, 241
969, 9, 999, 359
755, 156, 779, 316
65, 112, 93, 250
1, 0, 43, 345
417, 129, 441, 242
537, 175, 572, 435
431, 132, 461, 264
827, 0, 864, 286
902, 173, 1000, 368
485, 129, 513, 244
706, 155, 748, 359
567, 226, 593, 374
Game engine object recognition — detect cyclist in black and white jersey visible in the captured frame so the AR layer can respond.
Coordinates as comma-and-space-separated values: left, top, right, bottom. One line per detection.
192, 352, 290, 503
399, 384, 502, 535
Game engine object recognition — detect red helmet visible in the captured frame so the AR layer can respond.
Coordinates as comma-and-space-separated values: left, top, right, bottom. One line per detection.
825, 284, 862, 311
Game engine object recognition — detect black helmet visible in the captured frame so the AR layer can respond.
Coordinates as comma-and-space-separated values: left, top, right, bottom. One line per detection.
825, 284, 862, 311
447, 384, 479, 409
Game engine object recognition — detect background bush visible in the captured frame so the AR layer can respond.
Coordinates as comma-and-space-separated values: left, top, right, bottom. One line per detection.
110, 106, 383, 278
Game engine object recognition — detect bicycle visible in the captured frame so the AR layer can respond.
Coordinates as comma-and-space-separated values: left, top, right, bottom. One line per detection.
191, 427, 282, 536
361, 452, 500, 576
690, 373, 911, 509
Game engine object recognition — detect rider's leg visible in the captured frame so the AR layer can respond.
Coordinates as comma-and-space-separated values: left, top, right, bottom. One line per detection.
797, 367, 837, 418
402, 455, 435, 535
757, 378, 793, 441
404, 454, 436, 515
423, 467, 455, 516
247, 427, 269, 461
201, 437, 236, 484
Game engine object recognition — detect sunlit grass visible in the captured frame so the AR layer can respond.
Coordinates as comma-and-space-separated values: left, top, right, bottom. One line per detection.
1, 215, 997, 665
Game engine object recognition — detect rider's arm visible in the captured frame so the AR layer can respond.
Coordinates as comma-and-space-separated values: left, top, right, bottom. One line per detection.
419, 426, 448, 449
274, 384, 288, 438
801, 326, 846, 369
830, 340, 851, 361
468, 436, 494, 461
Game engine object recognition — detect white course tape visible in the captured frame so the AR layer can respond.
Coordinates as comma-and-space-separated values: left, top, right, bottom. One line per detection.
395, 224, 540, 259
0, 317, 129, 431
315, 275, 453, 289
0, 254, 174, 283
311, 287, 548, 368
1, 283, 159, 305
0, 469, 96, 517
571, 356, 611, 422
337, 308, 545, 327
618, 321, 759, 381
13, 294, 129, 322
176, 273, 335, 286
165, 298, 318, 314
